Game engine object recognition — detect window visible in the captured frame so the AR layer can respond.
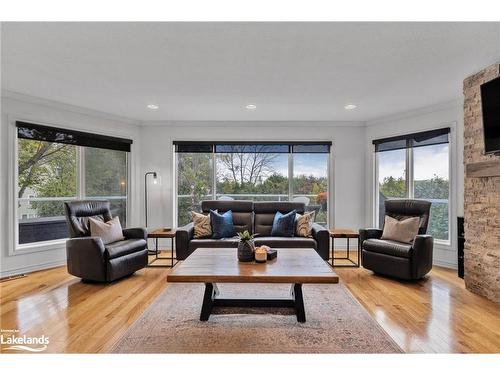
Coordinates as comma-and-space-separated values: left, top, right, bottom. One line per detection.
16, 122, 132, 246
177, 152, 213, 227
216, 145, 289, 202
175, 142, 331, 227
293, 153, 329, 225
374, 128, 450, 241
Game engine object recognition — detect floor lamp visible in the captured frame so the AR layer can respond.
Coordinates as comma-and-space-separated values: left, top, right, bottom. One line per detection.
144, 171, 158, 228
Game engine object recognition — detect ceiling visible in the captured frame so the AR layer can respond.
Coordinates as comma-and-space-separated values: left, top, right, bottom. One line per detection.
2, 22, 500, 123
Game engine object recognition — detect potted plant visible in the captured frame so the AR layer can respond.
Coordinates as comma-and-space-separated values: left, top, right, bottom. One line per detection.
237, 230, 255, 262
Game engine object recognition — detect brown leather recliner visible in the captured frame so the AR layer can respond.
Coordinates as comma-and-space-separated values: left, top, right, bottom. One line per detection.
64, 200, 148, 282
360, 199, 434, 280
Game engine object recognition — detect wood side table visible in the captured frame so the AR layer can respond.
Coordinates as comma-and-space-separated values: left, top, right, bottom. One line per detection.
329, 228, 360, 267
147, 229, 177, 268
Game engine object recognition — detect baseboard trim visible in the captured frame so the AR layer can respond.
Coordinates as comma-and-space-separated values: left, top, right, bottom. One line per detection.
433, 258, 458, 270
0, 259, 66, 278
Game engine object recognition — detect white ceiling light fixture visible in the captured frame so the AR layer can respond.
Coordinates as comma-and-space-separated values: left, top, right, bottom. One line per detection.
147, 104, 159, 110
245, 104, 257, 110
344, 104, 357, 110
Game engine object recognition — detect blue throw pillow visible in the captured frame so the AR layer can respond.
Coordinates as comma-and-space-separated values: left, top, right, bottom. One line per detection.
210, 210, 236, 239
271, 210, 297, 237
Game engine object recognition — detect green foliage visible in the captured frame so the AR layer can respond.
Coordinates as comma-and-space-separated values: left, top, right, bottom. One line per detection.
85, 148, 127, 197
237, 230, 255, 242
379, 176, 405, 198
18, 140, 127, 223
176, 152, 329, 226
379, 174, 450, 240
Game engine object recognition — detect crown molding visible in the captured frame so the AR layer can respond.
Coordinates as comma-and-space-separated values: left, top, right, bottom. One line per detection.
366, 98, 462, 126
1, 90, 141, 126
139, 120, 366, 128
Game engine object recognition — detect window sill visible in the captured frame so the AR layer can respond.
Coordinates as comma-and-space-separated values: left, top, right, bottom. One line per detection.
13, 239, 67, 256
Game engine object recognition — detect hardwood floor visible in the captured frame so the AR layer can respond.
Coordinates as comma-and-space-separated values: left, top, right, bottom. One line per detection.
1, 251, 499, 353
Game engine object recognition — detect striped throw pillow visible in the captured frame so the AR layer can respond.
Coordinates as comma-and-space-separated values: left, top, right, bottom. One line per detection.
191, 211, 212, 239
295, 211, 316, 237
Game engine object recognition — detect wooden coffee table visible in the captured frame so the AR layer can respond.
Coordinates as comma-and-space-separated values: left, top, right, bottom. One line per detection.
167, 248, 339, 322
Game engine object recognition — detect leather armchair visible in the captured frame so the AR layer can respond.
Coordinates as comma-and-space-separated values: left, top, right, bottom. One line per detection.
64, 200, 148, 282
360, 199, 434, 280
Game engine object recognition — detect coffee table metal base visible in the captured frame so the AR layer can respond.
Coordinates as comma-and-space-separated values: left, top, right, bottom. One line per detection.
200, 283, 306, 322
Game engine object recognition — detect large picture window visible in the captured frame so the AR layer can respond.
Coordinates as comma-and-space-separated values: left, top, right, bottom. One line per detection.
374, 128, 450, 241
16, 122, 131, 246
175, 142, 331, 227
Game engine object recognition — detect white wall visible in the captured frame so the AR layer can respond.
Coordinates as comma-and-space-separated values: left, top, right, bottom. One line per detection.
1, 94, 464, 276
139, 121, 367, 241
364, 100, 464, 269
0, 93, 142, 277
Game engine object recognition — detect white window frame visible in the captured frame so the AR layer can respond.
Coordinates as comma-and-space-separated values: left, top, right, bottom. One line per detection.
8, 116, 131, 255
374, 126, 454, 246
173, 140, 334, 228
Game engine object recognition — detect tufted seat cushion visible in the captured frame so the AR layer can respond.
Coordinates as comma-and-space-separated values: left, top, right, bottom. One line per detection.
105, 239, 147, 259
254, 236, 317, 249
363, 238, 412, 258
189, 237, 239, 251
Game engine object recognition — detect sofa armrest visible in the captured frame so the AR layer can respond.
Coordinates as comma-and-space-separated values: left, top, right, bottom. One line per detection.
66, 237, 107, 281
411, 234, 433, 279
175, 222, 195, 260
123, 227, 147, 241
359, 228, 383, 244
311, 223, 329, 261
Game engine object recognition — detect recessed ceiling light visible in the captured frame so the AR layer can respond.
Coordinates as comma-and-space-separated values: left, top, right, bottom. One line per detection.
344, 104, 357, 110
147, 104, 159, 110
246, 104, 257, 110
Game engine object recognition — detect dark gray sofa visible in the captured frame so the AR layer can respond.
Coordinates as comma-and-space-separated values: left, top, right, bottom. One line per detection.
176, 200, 329, 260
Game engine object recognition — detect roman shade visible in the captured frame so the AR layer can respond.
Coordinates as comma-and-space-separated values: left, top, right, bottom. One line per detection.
16, 121, 133, 152
174, 141, 332, 153
373, 128, 450, 153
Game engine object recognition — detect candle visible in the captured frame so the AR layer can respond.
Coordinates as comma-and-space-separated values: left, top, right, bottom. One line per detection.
255, 247, 267, 263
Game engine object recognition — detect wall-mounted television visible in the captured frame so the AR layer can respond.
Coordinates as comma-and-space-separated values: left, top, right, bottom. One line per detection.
480, 75, 500, 154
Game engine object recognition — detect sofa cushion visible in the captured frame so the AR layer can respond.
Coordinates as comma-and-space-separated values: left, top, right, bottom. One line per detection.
363, 238, 413, 258
89, 216, 124, 244
381, 215, 420, 244
271, 210, 296, 237
202, 200, 253, 233
105, 239, 147, 259
189, 237, 239, 251
191, 211, 213, 239
210, 210, 236, 239
295, 211, 315, 237
254, 236, 317, 249
254, 201, 305, 236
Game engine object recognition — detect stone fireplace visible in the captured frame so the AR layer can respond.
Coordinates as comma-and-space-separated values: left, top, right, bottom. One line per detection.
463, 62, 500, 303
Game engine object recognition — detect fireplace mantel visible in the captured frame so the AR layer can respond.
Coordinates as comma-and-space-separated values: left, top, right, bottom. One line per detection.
466, 159, 500, 178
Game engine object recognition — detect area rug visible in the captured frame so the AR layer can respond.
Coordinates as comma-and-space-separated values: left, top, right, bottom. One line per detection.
111, 283, 402, 353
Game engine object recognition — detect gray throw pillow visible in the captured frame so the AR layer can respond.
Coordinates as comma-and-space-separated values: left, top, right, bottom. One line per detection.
381, 215, 420, 244
89, 216, 124, 245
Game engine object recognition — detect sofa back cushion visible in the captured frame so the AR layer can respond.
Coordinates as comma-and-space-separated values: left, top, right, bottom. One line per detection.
201, 200, 253, 234
254, 202, 305, 236
64, 200, 113, 238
